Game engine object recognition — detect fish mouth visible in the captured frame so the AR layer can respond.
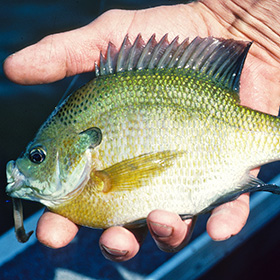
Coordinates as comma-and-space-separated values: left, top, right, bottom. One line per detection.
6, 160, 40, 201
6, 160, 28, 196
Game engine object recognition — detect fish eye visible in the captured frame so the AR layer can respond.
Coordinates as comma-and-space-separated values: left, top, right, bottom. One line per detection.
29, 146, 46, 164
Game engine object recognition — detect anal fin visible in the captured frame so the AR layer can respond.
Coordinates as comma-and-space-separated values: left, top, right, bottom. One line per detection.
199, 175, 280, 215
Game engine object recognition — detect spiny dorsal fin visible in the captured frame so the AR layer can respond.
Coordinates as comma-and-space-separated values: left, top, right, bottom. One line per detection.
95, 34, 251, 93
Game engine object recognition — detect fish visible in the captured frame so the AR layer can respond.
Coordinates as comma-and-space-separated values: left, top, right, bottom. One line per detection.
6, 34, 280, 243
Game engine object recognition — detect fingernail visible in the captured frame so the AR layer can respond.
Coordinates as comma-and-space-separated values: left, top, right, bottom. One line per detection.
149, 222, 173, 237
100, 244, 128, 257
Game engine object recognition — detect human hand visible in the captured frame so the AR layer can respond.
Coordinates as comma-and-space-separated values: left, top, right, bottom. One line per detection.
4, 0, 280, 261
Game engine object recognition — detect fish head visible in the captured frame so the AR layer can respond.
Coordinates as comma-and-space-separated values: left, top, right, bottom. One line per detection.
6, 126, 102, 207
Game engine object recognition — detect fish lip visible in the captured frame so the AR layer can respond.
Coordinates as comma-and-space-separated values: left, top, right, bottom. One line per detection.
6, 181, 24, 196
6, 161, 27, 195
6, 160, 16, 184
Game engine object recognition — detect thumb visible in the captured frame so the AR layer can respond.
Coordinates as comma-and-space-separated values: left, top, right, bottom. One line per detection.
3, 10, 135, 85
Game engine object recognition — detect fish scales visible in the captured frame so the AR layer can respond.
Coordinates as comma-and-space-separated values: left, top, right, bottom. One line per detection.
39, 68, 280, 227
6, 35, 280, 241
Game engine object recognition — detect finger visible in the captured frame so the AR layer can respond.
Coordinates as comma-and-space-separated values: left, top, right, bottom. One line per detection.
99, 225, 147, 262
206, 193, 250, 241
147, 210, 193, 253
3, 26, 101, 85
36, 210, 79, 248
3, 10, 135, 85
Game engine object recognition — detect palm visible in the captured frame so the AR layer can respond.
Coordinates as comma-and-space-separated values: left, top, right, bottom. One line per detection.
99, 5, 280, 115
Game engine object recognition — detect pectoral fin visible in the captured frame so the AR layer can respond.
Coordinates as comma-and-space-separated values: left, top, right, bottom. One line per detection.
95, 150, 183, 193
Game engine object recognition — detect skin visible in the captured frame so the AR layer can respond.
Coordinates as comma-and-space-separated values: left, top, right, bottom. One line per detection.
3, 0, 280, 261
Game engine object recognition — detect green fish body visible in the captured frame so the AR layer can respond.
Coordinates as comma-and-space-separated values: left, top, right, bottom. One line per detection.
6, 35, 280, 238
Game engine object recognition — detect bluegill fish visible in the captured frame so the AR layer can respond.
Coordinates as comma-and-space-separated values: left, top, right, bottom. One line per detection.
6, 34, 280, 242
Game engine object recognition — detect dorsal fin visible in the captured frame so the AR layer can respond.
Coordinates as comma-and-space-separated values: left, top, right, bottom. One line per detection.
95, 34, 251, 93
